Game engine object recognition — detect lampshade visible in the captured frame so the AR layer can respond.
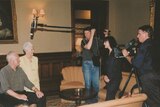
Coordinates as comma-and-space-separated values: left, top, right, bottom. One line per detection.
32, 9, 45, 17
40, 9, 45, 17
32, 9, 37, 15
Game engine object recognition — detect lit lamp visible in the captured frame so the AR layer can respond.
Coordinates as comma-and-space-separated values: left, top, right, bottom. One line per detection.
30, 9, 45, 39
32, 9, 45, 19
32, 9, 45, 28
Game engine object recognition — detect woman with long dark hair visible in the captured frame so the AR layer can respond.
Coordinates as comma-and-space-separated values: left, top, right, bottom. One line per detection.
103, 36, 122, 100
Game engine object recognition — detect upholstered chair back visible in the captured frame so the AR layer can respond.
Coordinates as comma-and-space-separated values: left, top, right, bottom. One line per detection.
61, 66, 84, 84
60, 66, 85, 91
119, 72, 137, 93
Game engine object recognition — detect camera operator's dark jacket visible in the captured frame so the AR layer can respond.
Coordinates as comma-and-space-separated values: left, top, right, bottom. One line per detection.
132, 39, 154, 76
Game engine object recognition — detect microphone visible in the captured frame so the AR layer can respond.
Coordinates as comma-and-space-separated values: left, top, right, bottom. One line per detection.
30, 19, 37, 39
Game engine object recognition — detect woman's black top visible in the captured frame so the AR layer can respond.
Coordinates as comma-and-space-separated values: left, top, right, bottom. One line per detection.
104, 50, 122, 81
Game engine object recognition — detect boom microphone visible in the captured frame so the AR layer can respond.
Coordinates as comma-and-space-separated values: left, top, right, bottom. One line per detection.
30, 25, 34, 39
30, 19, 37, 39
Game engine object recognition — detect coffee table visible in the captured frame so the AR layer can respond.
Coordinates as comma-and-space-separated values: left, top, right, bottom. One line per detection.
60, 88, 97, 106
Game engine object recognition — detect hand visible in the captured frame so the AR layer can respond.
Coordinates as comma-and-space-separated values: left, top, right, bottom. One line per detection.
91, 28, 96, 36
17, 94, 28, 101
122, 49, 129, 57
35, 90, 44, 98
104, 75, 110, 83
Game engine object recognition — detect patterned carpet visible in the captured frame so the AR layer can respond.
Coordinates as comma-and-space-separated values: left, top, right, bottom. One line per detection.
46, 95, 76, 107
46, 95, 102, 107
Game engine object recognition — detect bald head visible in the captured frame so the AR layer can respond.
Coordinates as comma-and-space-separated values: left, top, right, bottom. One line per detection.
6, 51, 20, 67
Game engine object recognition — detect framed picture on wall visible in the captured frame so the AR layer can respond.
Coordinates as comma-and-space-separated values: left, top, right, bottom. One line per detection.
0, 0, 18, 44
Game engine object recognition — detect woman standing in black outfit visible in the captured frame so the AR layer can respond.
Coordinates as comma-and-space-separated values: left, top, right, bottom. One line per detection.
103, 36, 122, 100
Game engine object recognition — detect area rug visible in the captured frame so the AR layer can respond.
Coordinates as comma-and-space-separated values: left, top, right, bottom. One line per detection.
46, 95, 76, 107
46, 95, 103, 107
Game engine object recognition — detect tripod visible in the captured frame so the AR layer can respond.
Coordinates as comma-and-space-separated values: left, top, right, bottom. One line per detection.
118, 67, 142, 98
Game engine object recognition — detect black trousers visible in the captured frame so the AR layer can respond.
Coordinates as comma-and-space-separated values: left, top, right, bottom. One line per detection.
105, 78, 121, 100
140, 72, 160, 107
0, 91, 46, 107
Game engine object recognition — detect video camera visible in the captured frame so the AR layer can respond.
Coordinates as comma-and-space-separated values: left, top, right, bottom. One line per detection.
114, 39, 138, 58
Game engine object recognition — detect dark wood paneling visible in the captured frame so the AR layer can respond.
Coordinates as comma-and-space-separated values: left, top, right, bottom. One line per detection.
35, 52, 73, 95
0, 55, 7, 69
0, 52, 73, 96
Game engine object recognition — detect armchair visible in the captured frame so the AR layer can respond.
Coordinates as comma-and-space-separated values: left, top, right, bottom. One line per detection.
60, 66, 85, 91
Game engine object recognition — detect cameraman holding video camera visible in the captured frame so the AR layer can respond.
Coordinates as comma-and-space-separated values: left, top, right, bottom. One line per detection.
122, 25, 160, 107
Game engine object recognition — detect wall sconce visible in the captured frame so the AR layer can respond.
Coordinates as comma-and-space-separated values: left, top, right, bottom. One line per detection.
30, 9, 45, 39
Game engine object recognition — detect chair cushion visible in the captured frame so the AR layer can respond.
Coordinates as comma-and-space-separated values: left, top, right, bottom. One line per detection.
60, 81, 84, 90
